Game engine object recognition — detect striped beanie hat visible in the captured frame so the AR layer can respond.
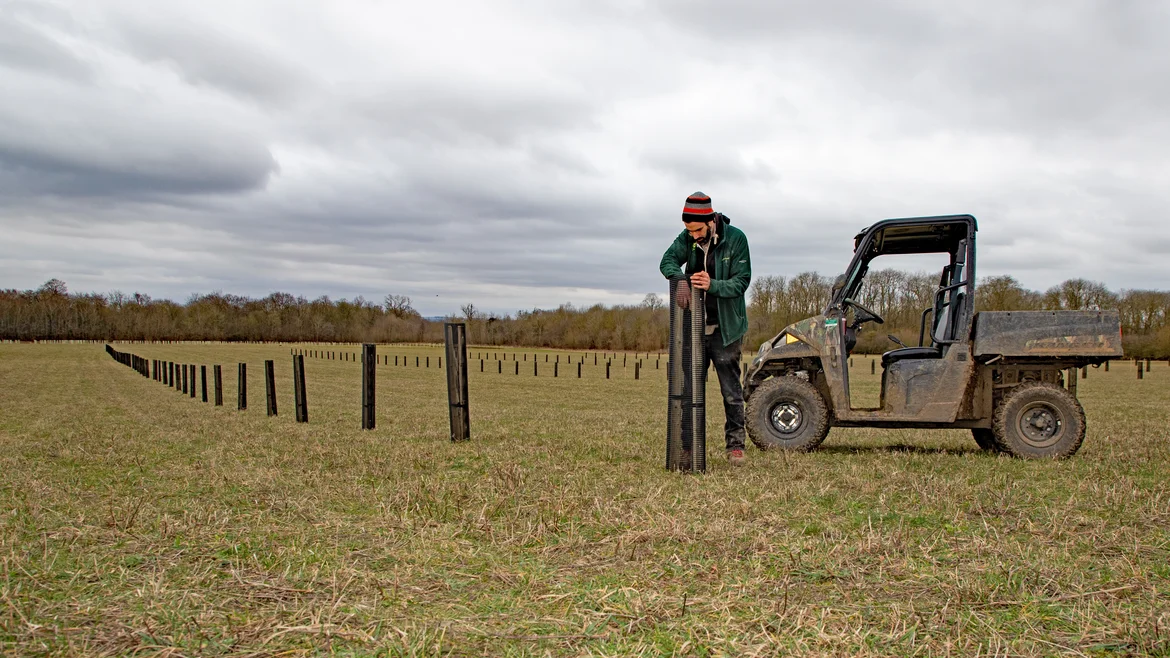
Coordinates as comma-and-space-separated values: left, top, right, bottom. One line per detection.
682, 191, 714, 222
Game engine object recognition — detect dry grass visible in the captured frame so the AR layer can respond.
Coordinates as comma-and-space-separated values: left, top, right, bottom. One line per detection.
0, 343, 1168, 656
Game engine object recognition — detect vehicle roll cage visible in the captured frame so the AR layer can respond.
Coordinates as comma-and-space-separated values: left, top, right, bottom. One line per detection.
832, 214, 978, 348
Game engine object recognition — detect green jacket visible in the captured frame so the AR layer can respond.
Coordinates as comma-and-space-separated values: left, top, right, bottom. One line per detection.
659, 213, 752, 346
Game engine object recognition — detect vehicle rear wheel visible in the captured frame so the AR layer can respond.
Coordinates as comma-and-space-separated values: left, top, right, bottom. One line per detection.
992, 382, 1085, 459
745, 376, 830, 451
971, 428, 1000, 452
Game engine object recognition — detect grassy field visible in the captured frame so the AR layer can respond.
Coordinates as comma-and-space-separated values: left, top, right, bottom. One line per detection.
1, 342, 1169, 656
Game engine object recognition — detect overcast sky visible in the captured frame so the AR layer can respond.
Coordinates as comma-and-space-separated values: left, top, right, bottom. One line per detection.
2, 0, 1168, 316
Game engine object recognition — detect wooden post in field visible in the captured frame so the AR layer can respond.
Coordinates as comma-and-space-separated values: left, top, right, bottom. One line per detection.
606, 360, 611, 379
189, 365, 196, 398
182, 364, 189, 394
534, 361, 538, 376
578, 362, 582, 378
514, 361, 519, 375
265, 360, 277, 416
1146, 358, 1151, 372
213, 365, 223, 406
201, 365, 208, 402
554, 362, 558, 377
238, 363, 247, 410
361, 344, 375, 430
293, 355, 308, 423
1105, 360, 1110, 372
871, 360, 876, 375
1137, 360, 1144, 380
498, 360, 502, 374
444, 324, 470, 442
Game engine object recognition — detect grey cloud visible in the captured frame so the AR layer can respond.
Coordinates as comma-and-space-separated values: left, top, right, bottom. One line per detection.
0, 12, 91, 81
114, 19, 311, 107
347, 84, 599, 148
0, 141, 276, 198
641, 150, 779, 186
653, 0, 942, 43
658, 0, 1170, 139
0, 83, 278, 199
0, 7, 280, 200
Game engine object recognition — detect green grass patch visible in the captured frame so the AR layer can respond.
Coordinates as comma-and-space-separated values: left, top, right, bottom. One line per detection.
0, 343, 1168, 655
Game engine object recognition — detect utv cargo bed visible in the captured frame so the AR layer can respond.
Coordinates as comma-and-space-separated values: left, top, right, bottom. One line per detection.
972, 310, 1123, 359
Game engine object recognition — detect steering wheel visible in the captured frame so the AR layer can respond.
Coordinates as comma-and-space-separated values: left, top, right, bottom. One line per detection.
842, 298, 885, 325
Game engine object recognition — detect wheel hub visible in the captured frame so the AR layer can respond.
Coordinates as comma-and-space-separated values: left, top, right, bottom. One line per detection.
771, 402, 803, 434
1018, 403, 1062, 448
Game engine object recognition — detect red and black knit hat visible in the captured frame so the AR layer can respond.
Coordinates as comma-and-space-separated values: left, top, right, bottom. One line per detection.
682, 191, 714, 222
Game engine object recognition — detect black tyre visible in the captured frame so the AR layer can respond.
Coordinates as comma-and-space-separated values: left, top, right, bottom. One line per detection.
971, 428, 1000, 452
992, 382, 1086, 459
745, 376, 830, 451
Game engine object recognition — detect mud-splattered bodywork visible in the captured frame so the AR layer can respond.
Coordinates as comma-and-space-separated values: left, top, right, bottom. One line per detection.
973, 311, 1122, 360
743, 316, 830, 395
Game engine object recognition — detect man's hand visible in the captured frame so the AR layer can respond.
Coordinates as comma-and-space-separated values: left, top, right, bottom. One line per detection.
689, 271, 711, 291
675, 280, 691, 309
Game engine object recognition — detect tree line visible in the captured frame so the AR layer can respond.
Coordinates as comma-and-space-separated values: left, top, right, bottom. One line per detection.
3, 274, 1168, 356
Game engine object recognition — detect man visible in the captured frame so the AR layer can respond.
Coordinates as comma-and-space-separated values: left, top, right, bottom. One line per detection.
659, 191, 752, 465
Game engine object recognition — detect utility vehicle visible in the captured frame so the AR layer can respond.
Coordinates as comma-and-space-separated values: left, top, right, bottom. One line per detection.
743, 214, 1122, 458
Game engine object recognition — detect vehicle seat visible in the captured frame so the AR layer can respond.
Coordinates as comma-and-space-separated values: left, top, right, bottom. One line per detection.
882, 346, 941, 368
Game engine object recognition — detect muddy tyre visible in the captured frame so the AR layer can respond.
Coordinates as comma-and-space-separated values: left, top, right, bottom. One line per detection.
745, 376, 830, 452
971, 428, 1000, 452
992, 382, 1086, 459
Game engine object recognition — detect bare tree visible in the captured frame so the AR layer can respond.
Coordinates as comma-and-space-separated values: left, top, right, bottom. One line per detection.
38, 279, 68, 297
383, 294, 417, 318
641, 293, 664, 311
749, 275, 785, 318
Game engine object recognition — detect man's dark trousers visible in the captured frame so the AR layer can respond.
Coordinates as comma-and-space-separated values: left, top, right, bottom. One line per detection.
703, 329, 746, 451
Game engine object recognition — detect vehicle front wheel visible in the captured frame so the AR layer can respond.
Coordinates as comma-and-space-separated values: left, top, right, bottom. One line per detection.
745, 376, 830, 451
992, 382, 1086, 459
